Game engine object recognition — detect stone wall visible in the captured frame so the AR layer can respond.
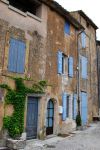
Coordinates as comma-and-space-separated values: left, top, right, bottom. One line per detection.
71, 11, 98, 121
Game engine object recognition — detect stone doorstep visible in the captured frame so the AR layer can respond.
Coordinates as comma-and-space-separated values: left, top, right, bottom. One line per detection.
0, 147, 10, 150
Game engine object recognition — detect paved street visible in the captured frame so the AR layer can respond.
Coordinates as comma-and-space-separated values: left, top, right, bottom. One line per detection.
24, 122, 100, 150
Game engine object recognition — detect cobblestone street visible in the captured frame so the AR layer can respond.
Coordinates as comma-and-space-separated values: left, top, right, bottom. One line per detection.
24, 122, 100, 150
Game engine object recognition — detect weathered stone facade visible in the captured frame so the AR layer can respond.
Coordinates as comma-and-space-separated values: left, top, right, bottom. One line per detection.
71, 10, 99, 121
97, 40, 100, 114
0, 0, 99, 147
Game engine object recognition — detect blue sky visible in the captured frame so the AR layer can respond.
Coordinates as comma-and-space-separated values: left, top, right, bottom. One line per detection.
55, 0, 100, 40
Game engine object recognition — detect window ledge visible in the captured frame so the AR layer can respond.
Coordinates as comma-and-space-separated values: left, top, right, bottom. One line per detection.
27, 12, 42, 22
1, 0, 9, 5
8, 5, 27, 17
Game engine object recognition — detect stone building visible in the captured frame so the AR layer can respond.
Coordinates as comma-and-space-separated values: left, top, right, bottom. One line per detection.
71, 10, 99, 122
97, 40, 100, 114
0, 0, 98, 146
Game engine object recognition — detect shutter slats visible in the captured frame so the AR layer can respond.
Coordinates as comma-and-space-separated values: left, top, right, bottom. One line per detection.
8, 38, 26, 73
62, 92, 67, 121
57, 51, 62, 74
81, 32, 86, 48
17, 41, 26, 73
64, 22, 70, 35
68, 57, 74, 77
8, 38, 18, 72
73, 94, 77, 120
81, 56, 87, 79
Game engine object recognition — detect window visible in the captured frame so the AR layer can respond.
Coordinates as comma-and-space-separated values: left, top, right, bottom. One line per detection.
64, 21, 70, 35
57, 51, 67, 74
66, 95, 70, 118
81, 32, 86, 48
81, 56, 88, 79
8, 0, 42, 18
68, 56, 74, 77
8, 38, 26, 73
62, 93, 72, 120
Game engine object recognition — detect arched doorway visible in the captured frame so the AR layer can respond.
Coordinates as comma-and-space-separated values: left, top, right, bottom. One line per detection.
46, 99, 54, 135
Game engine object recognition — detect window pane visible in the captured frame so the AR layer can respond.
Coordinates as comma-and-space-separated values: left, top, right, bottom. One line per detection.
49, 118, 53, 127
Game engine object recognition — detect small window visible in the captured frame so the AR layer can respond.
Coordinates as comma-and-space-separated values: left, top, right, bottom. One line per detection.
81, 56, 88, 79
81, 32, 86, 48
57, 51, 67, 75
8, 38, 26, 73
68, 56, 74, 77
66, 95, 70, 118
64, 21, 70, 35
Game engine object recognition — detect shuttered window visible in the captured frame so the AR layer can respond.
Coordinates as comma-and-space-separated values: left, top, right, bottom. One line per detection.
64, 21, 70, 35
81, 32, 86, 48
73, 94, 77, 120
68, 56, 74, 77
57, 51, 63, 74
81, 56, 88, 79
8, 38, 26, 73
62, 92, 67, 121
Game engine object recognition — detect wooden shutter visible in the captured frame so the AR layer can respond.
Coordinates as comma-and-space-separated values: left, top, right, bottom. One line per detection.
73, 94, 77, 120
57, 51, 62, 74
8, 38, 26, 73
81, 56, 87, 79
68, 56, 74, 77
62, 92, 67, 121
8, 38, 18, 72
17, 40, 26, 73
81, 92, 87, 125
81, 32, 86, 48
64, 21, 70, 35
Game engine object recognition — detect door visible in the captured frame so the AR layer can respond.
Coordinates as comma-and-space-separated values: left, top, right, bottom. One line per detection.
81, 92, 87, 125
26, 97, 38, 139
46, 100, 54, 135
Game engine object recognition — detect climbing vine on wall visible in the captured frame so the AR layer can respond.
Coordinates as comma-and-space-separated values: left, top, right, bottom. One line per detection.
0, 77, 47, 138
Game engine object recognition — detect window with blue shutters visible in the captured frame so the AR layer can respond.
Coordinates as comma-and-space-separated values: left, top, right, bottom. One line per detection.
68, 56, 74, 77
73, 94, 77, 120
8, 38, 26, 73
57, 51, 67, 75
62, 92, 67, 121
81, 32, 86, 48
64, 21, 70, 35
57, 51, 63, 74
81, 56, 88, 79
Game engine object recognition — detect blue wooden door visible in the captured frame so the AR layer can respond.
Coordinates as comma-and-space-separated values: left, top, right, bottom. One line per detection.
46, 100, 54, 135
26, 97, 38, 139
81, 92, 87, 125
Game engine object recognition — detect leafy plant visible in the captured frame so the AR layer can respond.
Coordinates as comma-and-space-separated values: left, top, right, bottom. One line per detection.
0, 77, 47, 138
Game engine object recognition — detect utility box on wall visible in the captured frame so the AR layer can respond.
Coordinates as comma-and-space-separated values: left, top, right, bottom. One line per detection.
58, 106, 63, 114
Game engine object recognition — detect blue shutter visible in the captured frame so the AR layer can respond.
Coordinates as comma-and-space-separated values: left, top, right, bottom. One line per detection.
8, 38, 18, 72
81, 56, 87, 79
81, 32, 86, 48
64, 21, 70, 35
68, 57, 74, 77
62, 92, 67, 121
73, 94, 77, 120
57, 51, 62, 74
17, 40, 26, 73
81, 92, 87, 125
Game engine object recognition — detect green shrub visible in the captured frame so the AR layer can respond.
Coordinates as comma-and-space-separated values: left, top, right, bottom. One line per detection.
76, 114, 82, 126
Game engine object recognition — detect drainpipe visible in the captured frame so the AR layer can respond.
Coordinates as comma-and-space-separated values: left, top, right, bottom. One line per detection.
77, 29, 84, 116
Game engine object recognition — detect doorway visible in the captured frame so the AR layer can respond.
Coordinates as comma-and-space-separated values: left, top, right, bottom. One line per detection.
46, 99, 54, 135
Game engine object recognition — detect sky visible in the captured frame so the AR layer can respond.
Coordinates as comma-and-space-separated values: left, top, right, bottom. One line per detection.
55, 0, 100, 40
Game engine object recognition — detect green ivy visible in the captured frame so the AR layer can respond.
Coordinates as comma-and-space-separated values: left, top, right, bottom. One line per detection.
0, 78, 47, 138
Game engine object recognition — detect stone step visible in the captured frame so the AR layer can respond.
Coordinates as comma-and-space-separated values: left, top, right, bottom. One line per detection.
0, 147, 10, 150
